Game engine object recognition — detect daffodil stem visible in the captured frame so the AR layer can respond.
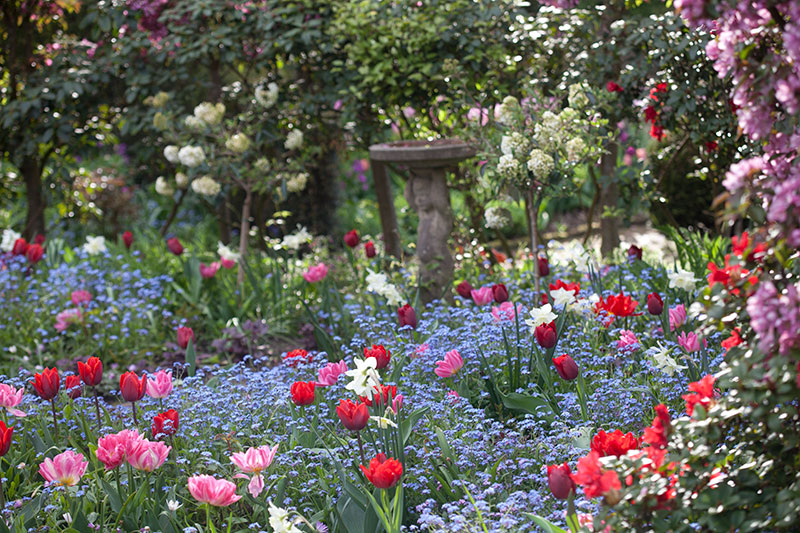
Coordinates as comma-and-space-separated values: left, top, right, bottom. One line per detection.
356, 432, 366, 465
93, 387, 102, 430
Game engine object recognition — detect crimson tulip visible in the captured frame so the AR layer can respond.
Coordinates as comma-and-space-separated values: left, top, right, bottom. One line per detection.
290, 381, 315, 406
360, 453, 403, 489
166, 237, 183, 255
32, 368, 60, 401
456, 280, 473, 299
12, 238, 28, 256
343, 230, 359, 248
537, 256, 550, 277
177, 326, 195, 349
33, 234, 46, 245
397, 304, 417, 329
364, 240, 376, 258
65, 375, 82, 399
78, 356, 103, 386
646, 293, 663, 315
122, 231, 134, 249
492, 283, 509, 303
152, 409, 180, 439
364, 344, 391, 370
336, 399, 369, 432
606, 81, 624, 93
26, 244, 44, 264
627, 244, 642, 261
534, 322, 557, 349
120, 372, 147, 403
553, 354, 579, 381
547, 463, 575, 499
0, 421, 12, 457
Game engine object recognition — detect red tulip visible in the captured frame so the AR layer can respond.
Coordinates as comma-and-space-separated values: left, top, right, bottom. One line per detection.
11, 238, 28, 256
456, 280, 473, 299
364, 344, 391, 370
33, 234, 46, 245
627, 244, 642, 261
552, 354, 579, 381
397, 304, 417, 329
122, 231, 134, 249
166, 237, 183, 256
606, 81, 623, 93
26, 244, 44, 264
534, 322, 557, 349
364, 241, 376, 258
152, 409, 180, 439
119, 371, 147, 403
360, 384, 397, 408
547, 463, 576, 499
343, 230, 359, 248
594, 292, 639, 322
0, 421, 13, 457
31, 368, 60, 401
77, 357, 103, 387
290, 381, 315, 406
646, 293, 663, 315
65, 375, 82, 399
549, 280, 580, 296
492, 283, 509, 303
336, 399, 369, 432
591, 429, 641, 457
537, 256, 550, 277
177, 326, 195, 349
360, 453, 403, 489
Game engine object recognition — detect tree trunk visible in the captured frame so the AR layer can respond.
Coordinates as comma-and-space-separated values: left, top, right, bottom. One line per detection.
22, 156, 45, 239
237, 187, 252, 286
599, 143, 620, 258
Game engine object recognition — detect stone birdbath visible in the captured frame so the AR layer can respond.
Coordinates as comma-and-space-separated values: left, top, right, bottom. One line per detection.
369, 138, 476, 304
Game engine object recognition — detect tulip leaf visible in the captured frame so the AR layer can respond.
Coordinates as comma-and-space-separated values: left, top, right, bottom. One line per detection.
101, 480, 123, 513
499, 391, 555, 422
186, 339, 196, 377
523, 513, 569, 533
401, 406, 430, 445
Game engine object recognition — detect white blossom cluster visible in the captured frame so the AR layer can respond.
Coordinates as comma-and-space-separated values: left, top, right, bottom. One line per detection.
225, 133, 251, 153
497, 154, 523, 180
500, 132, 532, 158
0, 229, 21, 252
191, 176, 221, 196
365, 269, 403, 306
163, 145, 179, 164
178, 146, 206, 168
155, 176, 174, 196
533, 111, 563, 152
526, 148, 554, 179
255, 82, 279, 108
496, 95, 520, 124
285, 173, 308, 193
279, 226, 312, 251
565, 137, 587, 162
284, 129, 303, 151
175, 172, 189, 188
484, 206, 511, 230
193, 102, 225, 126
568, 83, 589, 109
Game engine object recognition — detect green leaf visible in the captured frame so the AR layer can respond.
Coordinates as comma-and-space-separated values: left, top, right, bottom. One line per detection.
499, 391, 555, 422
523, 513, 569, 533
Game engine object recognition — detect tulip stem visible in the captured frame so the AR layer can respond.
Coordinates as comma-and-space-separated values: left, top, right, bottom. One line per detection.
93, 387, 102, 430
356, 432, 366, 466
0, 470, 4, 508
50, 399, 59, 439
131, 402, 139, 426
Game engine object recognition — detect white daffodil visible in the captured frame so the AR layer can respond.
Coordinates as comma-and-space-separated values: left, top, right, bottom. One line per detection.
268, 501, 302, 533
345, 357, 381, 399
649, 342, 687, 377
525, 304, 558, 330
370, 416, 398, 429
550, 288, 575, 309
668, 268, 698, 291
0, 229, 21, 252
167, 500, 182, 512
83, 236, 107, 256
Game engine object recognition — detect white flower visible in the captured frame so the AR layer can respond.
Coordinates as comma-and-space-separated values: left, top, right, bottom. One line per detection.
382, 285, 403, 307
345, 358, 381, 399
191, 176, 221, 196
533, 111, 562, 152
366, 270, 389, 293
184, 115, 205, 130
255, 157, 272, 172
193, 102, 225, 126
370, 416, 398, 429
178, 146, 206, 168
648, 342, 686, 377
255, 82, 279, 108
167, 500, 182, 512
365, 270, 403, 306
550, 288, 575, 309
83, 236, 107, 256
484, 206, 510, 230
280, 226, 312, 251
285, 129, 303, 151
525, 303, 558, 330
286, 173, 308, 193
218, 242, 240, 262
526, 149, 554, 180
0, 229, 21, 252
565, 137, 586, 162
163, 145, 180, 164
568, 83, 589, 109
63, 513, 72, 524
668, 268, 698, 291
268, 502, 302, 533
500, 132, 531, 158
496, 95, 520, 124
225, 133, 251, 153
175, 172, 189, 188
155, 176, 174, 196
497, 154, 522, 180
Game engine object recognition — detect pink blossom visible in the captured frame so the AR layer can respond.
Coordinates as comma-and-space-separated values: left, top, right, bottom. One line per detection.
434, 350, 464, 378
392, 394, 403, 413
146, 370, 173, 399
96, 430, 143, 470
70, 290, 92, 307
470, 286, 493, 306
127, 439, 171, 472
220, 257, 236, 269
39, 450, 89, 486
617, 330, 639, 350
669, 304, 687, 331
678, 332, 701, 353
187, 475, 242, 507
55, 308, 83, 332
491, 301, 523, 322
199, 262, 220, 279
230, 444, 278, 497
412, 343, 430, 358
303, 263, 329, 283
467, 107, 490, 126
315, 361, 347, 387
0, 384, 26, 417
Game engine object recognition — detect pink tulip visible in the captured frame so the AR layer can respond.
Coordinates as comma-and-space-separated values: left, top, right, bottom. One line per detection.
434, 350, 464, 378
96, 430, 143, 470
220, 258, 236, 269
146, 370, 173, 399
55, 308, 83, 332
0, 384, 26, 417
315, 361, 347, 387
491, 301, 523, 322
392, 394, 403, 413
199, 262, 220, 279
302, 263, 329, 283
230, 444, 278, 497
39, 450, 89, 486
188, 475, 242, 507
678, 331, 701, 353
617, 330, 639, 350
470, 287, 493, 306
127, 439, 171, 472
70, 290, 92, 307
669, 304, 686, 331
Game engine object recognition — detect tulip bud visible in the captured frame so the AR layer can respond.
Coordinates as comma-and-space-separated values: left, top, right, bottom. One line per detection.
553, 354, 579, 381
547, 463, 575, 499
492, 283, 509, 303
166, 237, 183, 256
646, 293, 663, 315
364, 344, 391, 370
26, 244, 44, 264
537, 256, 550, 277
627, 245, 642, 261
364, 241, 376, 258
290, 381, 315, 406
33, 234, 46, 245
456, 280, 473, 299
78, 357, 103, 387
122, 231, 134, 249
12, 238, 28, 256
336, 399, 369, 432
534, 322, 557, 349
343, 230, 359, 248
398, 304, 417, 329
119, 371, 147, 402
65, 375, 82, 399
177, 326, 195, 349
